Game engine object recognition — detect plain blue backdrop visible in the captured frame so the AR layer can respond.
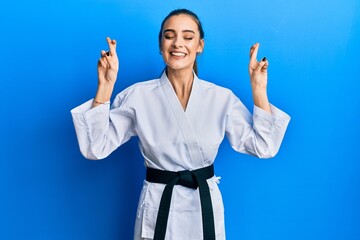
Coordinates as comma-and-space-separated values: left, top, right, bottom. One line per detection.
1, 0, 359, 239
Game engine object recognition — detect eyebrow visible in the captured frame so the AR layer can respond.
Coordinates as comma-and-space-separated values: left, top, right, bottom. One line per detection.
163, 29, 196, 34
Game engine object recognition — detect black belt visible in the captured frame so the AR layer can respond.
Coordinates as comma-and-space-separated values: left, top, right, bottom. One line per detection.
146, 164, 216, 240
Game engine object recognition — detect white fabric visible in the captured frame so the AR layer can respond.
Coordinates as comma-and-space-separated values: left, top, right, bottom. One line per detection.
71, 71, 290, 240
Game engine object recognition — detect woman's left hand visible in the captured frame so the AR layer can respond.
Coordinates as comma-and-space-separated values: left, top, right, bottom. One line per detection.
249, 43, 268, 90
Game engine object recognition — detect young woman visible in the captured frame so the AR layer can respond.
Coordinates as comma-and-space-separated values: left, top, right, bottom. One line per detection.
71, 9, 290, 240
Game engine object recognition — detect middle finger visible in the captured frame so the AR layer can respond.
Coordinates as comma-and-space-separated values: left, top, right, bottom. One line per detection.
250, 43, 259, 62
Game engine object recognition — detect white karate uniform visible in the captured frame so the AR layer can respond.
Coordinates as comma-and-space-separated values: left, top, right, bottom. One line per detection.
71, 71, 290, 240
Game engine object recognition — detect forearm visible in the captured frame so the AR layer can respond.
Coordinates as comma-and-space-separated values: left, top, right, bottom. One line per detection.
252, 87, 271, 113
92, 84, 114, 108
71, 99, 111, 160
227, 102, 290, 159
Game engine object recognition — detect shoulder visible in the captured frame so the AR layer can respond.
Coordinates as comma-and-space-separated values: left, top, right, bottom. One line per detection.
196, 78, 241, 111
117, 78, 160, 97
122, 78, 159, 94
197, 78, 234, 97
113, 78, 161, 107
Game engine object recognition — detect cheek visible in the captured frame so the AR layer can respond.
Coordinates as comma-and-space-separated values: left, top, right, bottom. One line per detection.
189, 44, 201, 55
161, 39, 172, 49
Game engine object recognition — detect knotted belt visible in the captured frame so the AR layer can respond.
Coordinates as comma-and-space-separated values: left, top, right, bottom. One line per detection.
146, 164, 216, 240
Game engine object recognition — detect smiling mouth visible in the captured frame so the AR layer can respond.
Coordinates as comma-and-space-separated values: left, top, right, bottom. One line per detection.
171, 52, 186, 57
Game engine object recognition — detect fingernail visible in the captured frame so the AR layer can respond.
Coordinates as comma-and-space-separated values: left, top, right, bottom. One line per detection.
262, 57, 267, 62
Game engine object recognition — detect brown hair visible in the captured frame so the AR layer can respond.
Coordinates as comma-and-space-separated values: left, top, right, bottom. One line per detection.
158, 9, 205, 75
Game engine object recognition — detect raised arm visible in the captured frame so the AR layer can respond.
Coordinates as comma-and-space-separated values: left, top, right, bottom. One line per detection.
92, 37, 119, 108
248, 43, 271, 113
71, 37, 137, 160
225, 43, 290, 158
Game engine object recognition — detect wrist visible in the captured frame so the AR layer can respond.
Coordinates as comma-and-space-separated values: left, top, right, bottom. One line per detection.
252, 86, 267, 97
97, 81, 115, 89
94, 84, 114, 103
252, 89, 271, 113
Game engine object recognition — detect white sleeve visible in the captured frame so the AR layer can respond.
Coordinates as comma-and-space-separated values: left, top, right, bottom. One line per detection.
70, 92, 137, 160
225, 93, 290, 158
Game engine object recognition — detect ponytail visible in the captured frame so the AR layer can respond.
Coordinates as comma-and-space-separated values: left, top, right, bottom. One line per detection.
193, 59, 198, 75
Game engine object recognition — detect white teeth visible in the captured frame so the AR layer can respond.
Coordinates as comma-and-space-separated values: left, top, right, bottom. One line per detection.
171, 52, 186, 57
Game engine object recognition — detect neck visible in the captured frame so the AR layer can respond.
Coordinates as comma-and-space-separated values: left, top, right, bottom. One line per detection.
166, 68, 194, 98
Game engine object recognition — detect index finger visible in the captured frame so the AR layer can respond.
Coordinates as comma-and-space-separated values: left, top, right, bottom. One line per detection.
250, 43, 260, 63
106, 37, 117, 56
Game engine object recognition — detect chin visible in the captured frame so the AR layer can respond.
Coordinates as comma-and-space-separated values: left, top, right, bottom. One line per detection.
166, 65, 193, 72
165, 62, 193, 72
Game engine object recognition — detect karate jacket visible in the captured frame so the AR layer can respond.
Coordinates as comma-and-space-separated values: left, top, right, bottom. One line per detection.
71, 71, 291, 240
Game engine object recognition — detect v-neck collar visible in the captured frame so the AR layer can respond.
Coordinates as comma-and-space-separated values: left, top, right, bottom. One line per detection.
159, 70, 204, 168
159, 70, 200, 116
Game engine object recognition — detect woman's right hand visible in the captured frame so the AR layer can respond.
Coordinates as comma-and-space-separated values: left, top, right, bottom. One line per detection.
92, 37, 119, 108
97, 37, 119, 86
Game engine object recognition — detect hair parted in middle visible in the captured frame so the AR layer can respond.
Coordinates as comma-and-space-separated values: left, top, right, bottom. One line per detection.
158, 9, 205, 75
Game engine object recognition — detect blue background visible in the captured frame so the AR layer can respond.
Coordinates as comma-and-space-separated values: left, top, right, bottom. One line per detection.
1, 0, 359, 239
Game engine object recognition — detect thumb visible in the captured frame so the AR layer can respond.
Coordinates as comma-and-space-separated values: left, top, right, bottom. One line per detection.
255, 57, 268, 73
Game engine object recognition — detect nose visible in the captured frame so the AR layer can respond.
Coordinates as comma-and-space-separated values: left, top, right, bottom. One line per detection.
172, 36, 183, 48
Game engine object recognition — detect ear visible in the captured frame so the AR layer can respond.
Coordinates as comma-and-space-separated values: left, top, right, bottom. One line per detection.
197, 39, 205, 53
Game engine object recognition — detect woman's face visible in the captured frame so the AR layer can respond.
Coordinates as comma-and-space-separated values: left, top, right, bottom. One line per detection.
160, 14, 204, 73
